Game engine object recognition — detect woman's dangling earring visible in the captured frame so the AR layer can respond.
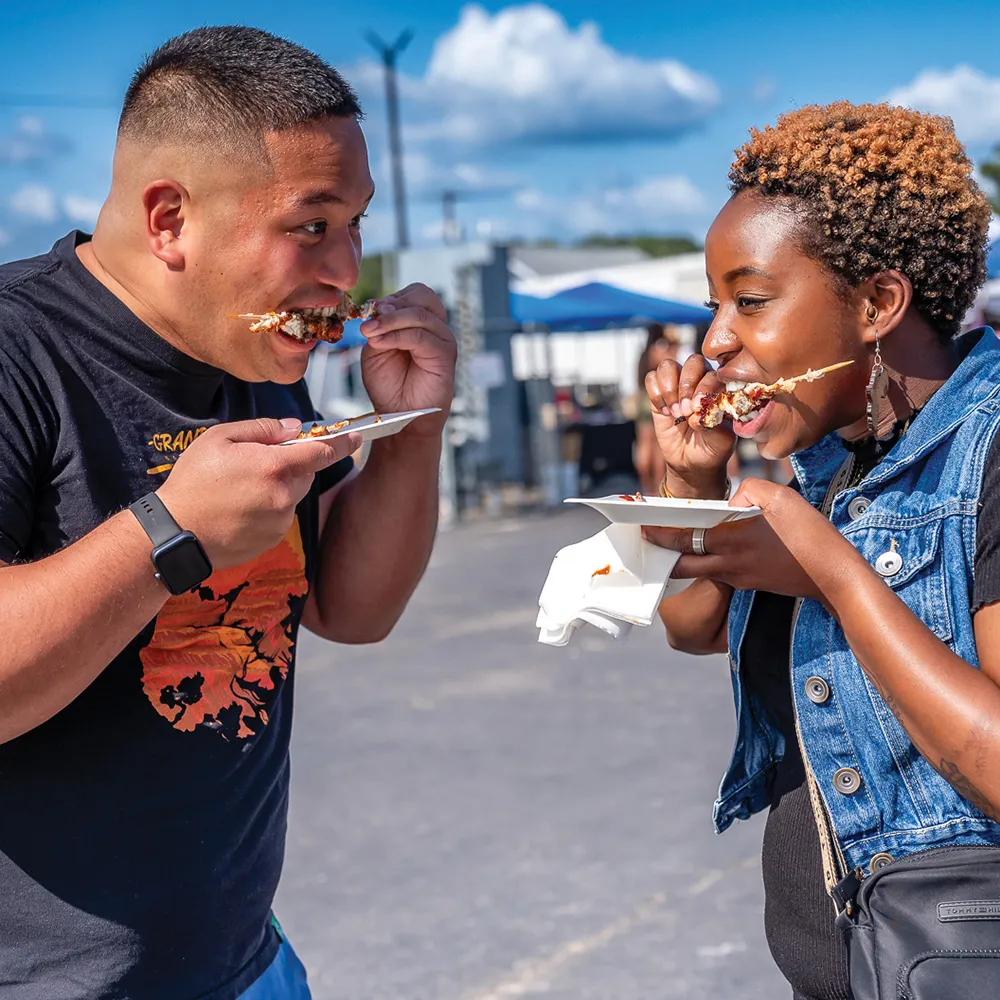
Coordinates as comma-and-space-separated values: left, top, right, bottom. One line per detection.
865, 303, 888, 442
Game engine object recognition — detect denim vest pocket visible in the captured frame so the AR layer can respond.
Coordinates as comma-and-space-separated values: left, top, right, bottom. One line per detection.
847, 517, 953, 644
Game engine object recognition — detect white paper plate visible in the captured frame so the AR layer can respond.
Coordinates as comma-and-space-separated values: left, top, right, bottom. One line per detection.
565, 494, 762, 528
280, 408, 441, 446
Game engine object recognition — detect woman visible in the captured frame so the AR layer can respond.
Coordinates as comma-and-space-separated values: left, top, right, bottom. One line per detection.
645, 102, 1000, 999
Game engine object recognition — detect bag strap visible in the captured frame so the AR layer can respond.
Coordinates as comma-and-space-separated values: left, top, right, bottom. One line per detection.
791, 453, 857, 904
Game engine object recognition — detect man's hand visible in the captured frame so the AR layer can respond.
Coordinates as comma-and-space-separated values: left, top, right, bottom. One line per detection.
644, 478, 859, 602
359, 283, 457, 437
157, 418, 360, 569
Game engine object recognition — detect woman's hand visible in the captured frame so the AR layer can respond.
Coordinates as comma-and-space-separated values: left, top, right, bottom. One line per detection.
644, 478, 862, 602
645, 354, 735, 498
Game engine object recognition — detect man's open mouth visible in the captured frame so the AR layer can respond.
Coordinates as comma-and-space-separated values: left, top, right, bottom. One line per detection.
233, 295, 380, 346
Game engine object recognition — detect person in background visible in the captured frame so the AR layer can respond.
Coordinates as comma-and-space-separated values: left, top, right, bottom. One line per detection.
645, 102, 1000, 999
636, 323, 744, 494
0, 27, 455, 1000
634, 323, 678, 493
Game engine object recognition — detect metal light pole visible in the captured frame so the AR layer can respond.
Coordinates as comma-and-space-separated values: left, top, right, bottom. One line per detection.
365, 29, 413, 250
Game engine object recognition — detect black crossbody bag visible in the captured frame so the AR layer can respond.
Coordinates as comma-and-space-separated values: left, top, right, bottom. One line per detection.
833, 844, 1000, 999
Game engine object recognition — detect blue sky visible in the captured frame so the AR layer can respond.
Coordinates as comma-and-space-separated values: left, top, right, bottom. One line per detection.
2, 0, 1000, 263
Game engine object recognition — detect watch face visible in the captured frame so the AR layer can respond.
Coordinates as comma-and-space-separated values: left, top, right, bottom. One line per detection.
153, 533, 213, 595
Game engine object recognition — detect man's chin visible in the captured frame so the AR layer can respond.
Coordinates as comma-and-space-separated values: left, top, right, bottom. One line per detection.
220, 355, 310, 385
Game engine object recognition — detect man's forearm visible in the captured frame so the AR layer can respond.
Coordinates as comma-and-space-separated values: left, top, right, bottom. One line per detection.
309, 431, 442, 642
0, 511, 169, 743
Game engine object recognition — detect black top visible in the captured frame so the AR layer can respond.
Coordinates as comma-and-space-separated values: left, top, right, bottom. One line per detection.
746, 428, 1000, 1000
0, 233, 353, 1000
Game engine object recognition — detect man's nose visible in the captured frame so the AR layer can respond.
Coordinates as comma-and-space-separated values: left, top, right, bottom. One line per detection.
316, 228, 361, 290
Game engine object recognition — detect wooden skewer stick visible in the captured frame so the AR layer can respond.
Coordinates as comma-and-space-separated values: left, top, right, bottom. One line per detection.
671, 360, 856, 426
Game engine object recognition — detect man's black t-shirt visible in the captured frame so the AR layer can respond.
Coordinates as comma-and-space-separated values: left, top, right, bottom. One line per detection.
0, 233, 352, 1000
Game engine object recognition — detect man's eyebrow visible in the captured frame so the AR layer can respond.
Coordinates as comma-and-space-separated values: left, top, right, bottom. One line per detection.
722, 265, 775, 282
294, 186, 376, 208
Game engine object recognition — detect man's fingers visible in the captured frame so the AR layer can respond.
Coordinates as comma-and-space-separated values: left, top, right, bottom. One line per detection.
269, 432, 361, 475
363, 305, 455, 349
222, 416, 301, 445
366, 324, 457, 361
379, 283, 448, 322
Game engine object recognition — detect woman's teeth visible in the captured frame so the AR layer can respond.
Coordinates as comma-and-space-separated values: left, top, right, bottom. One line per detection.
726, 380, 748, 391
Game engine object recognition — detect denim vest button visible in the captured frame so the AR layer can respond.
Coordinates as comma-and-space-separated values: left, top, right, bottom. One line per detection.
805, 676, 830, 704
833, 767, 862, 795
869, 852, 894, 873
848, 497, 871, 519
875, 547, 903, 578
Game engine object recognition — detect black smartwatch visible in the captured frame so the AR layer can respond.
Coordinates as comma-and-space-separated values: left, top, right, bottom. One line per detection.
129, 492, 213, 595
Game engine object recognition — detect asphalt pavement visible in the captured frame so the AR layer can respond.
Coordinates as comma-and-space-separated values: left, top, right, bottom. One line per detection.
275, 506, 788, 1000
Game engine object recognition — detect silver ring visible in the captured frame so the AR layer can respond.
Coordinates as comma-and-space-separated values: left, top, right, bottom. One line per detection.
692, 528, 708, 557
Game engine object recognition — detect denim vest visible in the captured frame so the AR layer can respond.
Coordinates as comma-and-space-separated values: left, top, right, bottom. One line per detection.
717, 329, 1000, 880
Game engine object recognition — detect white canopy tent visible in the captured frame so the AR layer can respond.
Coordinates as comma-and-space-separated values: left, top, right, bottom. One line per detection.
510, 253, 709, 392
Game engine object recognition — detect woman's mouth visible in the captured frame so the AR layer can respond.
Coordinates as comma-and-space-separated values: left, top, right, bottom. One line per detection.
717, 381, 774, 437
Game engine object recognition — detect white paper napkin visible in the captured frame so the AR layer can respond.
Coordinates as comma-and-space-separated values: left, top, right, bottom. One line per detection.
536, 523, 692, 646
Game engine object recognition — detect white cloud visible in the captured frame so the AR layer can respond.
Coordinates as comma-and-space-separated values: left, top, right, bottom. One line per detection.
10, 184, 58, 223
62, 194, 102, 225
0, 117, 73, 166
604, 175, 706, 216
515, 188, 544, 211
887, 66, 1000, 143
354, 3, 718, 147
0, 228, 9, 248
989, 216, 1000, 242
514, 174, 706, 237
373, 149, 521, 198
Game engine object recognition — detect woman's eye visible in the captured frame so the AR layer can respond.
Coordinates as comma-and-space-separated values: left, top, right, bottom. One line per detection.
704, 300, 720, 313
737, 296, 768, 311
301, 220, 327, 237
350, 212, 369, 230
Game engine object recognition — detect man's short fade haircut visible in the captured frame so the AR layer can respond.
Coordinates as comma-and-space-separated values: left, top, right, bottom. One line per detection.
118, 26, 362, 150
729, 101, 990, 342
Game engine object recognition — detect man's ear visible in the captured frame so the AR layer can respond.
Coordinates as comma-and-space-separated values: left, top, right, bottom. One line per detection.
142, 179, 188, 270
858, 270, 913, 346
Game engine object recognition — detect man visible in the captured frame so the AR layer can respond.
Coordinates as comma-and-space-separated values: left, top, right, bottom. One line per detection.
0, 26, 455, 1000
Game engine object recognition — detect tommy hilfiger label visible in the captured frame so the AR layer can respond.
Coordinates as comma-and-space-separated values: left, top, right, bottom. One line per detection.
938, 900, 1000, 922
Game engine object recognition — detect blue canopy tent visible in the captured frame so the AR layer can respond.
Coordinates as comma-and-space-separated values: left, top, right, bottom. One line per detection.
509, 282, 713, 497
333, 318, 367, 350
509, 281, 713, 330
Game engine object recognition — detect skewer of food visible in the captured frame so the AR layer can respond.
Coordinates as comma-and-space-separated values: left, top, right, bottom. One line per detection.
296, 412, 382, 440
231, 293, 380, 345
673, 361, 855, 429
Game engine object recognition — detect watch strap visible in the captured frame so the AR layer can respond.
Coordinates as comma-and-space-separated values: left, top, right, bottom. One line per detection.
129, 492, 183, 547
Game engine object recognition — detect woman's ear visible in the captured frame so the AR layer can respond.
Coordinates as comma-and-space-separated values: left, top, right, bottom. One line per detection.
859, 270, 913, 345
142, 179, 189, 270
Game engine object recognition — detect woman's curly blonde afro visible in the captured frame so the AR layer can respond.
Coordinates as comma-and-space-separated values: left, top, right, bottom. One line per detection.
729, 101, 991, 340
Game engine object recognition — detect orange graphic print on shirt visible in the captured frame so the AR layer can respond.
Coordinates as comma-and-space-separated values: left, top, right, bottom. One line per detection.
140, 520, 307, 740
